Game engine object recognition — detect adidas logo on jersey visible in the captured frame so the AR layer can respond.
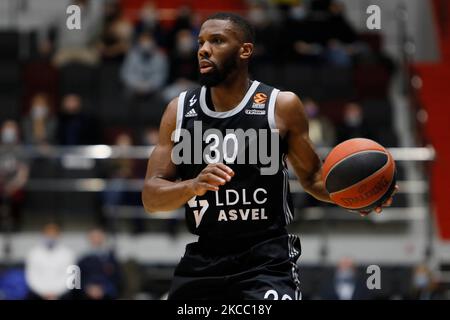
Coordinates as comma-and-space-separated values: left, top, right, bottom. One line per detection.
185, 108, 198, 117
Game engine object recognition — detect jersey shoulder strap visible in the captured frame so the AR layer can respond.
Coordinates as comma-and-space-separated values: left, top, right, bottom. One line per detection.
249, 81, 280, 131
174, 87, 201, 143
183, 87, 202, 112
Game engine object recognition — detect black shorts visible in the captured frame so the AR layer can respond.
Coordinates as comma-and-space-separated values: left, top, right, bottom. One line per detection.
167, 233, 302, 300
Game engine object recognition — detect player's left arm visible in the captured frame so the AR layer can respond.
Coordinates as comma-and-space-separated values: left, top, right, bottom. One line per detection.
274, 91, 332, 203
275, 91, 397, 213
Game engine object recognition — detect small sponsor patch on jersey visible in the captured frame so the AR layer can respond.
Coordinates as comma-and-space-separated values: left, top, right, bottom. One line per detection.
245, 109, 266, 115
251, 103, 266, 109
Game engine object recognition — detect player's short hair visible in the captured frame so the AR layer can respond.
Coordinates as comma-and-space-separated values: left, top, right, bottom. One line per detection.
205, 12, 255, 43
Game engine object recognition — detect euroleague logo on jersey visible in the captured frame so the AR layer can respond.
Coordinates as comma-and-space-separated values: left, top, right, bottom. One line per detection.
251, 92, 267, 109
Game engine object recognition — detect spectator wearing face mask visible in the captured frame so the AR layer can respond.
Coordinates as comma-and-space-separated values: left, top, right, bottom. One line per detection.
57, 94, 99, 145
141, 127, 159, 146
247, 3, 281, 64
162, 29, 198, 103
408, 264, 444, 300
165, 6, 197, 53
322, 0, 358, 67
77, 228, 123, 300
22, 93, 58, 146
101, 133, 145, 234
98, 0, 133, 63
134, 1, 166, 48
0, 120, 29, 232
336, 102, 374, 143
319, 257, 371, 300
168, 29, 198, 83
120, 31, 168, 97
303, 98, 336, 148
25, 223, 76, 300
101, 133, 137, 210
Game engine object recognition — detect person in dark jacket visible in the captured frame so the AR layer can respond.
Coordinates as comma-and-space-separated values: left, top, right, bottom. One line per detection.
78, 228, 123, 300
319, 257, 371, 300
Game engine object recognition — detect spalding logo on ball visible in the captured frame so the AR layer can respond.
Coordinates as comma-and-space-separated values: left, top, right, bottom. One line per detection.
322, 138, 397, 212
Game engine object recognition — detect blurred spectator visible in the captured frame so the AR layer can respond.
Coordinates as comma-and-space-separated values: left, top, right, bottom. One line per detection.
168, 29, 198, 83
354, 33, 396, 76
288, 0, 358, 66
141, 127, 159, 146
336, 102, 374, 143
134, 1, 165, 47
162, 78, 198, 105
0, 121, 29, 232
25, 223, 76, 300
166, 6, 198, 52
322, 0, 358, 66
22, 93, 57, 146
106, 133, 137, 182
57, 94, 99, 145
325, 1, 357, 44
98, 0, 133, 63
407, 264, 444, 300
141, 125, 180, 237
101, 133, 143, 233
319, 257, 371, 300
120, 31, 169, 97
288, 1, 307, 21
247, 3, 281, 64
163, 29, 198, 103
78, 228, 123, 300
39, 0, 104, 67
288, 11, 326, 64
142, 125, 180, 237
303, 98, 336, 147
310, 0, 333, 13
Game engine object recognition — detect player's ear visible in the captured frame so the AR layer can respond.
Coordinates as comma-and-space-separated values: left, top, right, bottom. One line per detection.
240, 43, 253, 60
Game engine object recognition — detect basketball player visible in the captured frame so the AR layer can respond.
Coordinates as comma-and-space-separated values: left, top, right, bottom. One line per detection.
142, 13, 396, 300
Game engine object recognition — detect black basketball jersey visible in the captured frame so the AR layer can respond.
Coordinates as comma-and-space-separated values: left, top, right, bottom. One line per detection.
173, 80, 295, 244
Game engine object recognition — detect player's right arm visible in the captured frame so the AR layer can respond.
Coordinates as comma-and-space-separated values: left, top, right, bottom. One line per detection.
142, 98, 234, 213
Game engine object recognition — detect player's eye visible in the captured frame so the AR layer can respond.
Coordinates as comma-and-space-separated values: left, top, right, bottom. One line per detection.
212, 38, 223, 44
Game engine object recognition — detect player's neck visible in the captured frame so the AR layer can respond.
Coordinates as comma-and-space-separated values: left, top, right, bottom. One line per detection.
209, 72, 251, 112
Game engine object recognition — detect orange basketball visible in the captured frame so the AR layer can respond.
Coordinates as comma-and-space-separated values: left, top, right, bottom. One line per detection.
322, 138, 397, 212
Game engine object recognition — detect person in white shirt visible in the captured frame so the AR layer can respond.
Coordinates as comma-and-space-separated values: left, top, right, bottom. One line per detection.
25, 223, 76, 300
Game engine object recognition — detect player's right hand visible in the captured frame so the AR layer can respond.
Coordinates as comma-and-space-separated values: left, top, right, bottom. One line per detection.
359, 184, 399, 216
191, 163, 234, 196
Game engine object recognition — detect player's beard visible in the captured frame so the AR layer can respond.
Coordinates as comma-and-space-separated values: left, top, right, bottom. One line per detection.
198, 52, 238, 87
